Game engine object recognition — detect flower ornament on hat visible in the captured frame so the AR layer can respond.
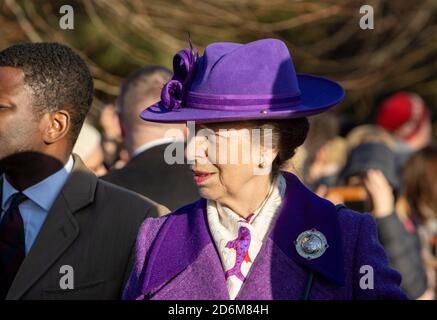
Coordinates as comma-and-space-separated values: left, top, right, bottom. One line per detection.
160, 39, 199, 110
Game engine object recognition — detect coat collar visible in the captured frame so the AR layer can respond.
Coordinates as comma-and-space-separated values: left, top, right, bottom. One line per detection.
269, 172, 345, 286
5, 154, 97, 299
141, 197, 213, 295
142, 171, 345, 295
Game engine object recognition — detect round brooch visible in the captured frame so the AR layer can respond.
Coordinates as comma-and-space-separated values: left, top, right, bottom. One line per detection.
294, 229, 329, 260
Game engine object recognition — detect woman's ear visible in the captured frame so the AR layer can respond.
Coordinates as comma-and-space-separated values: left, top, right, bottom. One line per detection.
254, 146, 279, 176
42, 110, 71, 144
261, 145, 278, 166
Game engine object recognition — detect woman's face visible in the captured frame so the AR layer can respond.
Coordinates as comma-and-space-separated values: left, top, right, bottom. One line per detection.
186, 122, 276, 202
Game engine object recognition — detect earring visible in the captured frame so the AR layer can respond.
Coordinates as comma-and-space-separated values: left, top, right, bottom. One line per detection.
259, 157, 266, 168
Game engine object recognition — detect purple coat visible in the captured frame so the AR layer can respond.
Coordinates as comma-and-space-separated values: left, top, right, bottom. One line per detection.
123, 172, 407, 300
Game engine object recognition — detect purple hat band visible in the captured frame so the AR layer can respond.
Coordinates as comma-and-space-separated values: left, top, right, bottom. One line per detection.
186, 92, 301, 111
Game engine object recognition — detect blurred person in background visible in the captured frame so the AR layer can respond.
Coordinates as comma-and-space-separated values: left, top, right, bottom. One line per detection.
308, 124, 396, 204
102, 66, 198, 211
377, 92, 433, 164
320, 124, 401, 206
403, 145, 437, 299
302, 113, 347, 191
73, 121, 107, 176
345, 124, 398, 153
98, 102, 126, 169
339, 142, 428, 299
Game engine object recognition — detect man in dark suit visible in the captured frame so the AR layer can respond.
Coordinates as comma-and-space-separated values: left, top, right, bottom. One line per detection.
102, 66, 198, 211
0, 43, 168, 299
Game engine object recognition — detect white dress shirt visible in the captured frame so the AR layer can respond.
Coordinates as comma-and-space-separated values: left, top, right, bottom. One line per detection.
0, 155, 74, 254
207, 173, 286, 299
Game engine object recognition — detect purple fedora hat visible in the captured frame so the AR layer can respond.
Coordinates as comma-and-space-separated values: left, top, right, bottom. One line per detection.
140, 38, 344, 123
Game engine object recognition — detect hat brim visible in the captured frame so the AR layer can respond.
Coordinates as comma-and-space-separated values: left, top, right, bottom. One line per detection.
140, 74, 345, 123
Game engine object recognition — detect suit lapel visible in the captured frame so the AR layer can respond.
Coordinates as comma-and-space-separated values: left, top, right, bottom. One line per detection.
7, 155, 97, 299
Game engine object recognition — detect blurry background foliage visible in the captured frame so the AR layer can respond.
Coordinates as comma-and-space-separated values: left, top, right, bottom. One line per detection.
0, 0, 436, 136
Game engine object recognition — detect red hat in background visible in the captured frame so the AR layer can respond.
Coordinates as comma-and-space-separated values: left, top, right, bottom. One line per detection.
377, 92, 429, 140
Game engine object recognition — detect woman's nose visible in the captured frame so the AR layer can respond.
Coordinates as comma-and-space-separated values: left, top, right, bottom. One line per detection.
185, 135, 209, 164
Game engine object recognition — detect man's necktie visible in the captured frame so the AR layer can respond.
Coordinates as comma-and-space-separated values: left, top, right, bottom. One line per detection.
0, 192, 27, 299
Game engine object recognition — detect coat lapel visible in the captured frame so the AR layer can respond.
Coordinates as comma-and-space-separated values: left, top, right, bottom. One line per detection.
268, 172, 345, 286
141, 198, 229, 299
238, 171, 345, 299
236, 237, 310, 299
6, 155, 97, 299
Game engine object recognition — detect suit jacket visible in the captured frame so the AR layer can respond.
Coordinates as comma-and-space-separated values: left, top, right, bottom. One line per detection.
3, 155, 169, 300
102, 143, 199, 211
123, 172, 408, 300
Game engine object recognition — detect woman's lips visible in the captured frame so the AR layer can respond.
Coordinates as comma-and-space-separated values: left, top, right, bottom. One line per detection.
192, 171, 215, 184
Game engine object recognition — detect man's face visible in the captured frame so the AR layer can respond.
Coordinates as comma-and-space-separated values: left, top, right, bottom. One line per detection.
0, 67, 44, 165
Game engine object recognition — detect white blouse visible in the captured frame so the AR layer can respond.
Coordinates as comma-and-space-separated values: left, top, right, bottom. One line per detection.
207, 173, 286, 299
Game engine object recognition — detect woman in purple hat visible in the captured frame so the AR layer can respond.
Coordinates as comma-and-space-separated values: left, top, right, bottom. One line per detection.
122, 39, 407, 300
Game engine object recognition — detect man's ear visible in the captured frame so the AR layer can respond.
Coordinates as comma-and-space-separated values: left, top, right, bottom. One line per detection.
42, 110, 71, 144
118, 112, 126, 140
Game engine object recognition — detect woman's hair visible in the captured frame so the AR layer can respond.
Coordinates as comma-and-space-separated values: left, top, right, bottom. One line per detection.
244, 117, 310, 177
402, 145, 437, 222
